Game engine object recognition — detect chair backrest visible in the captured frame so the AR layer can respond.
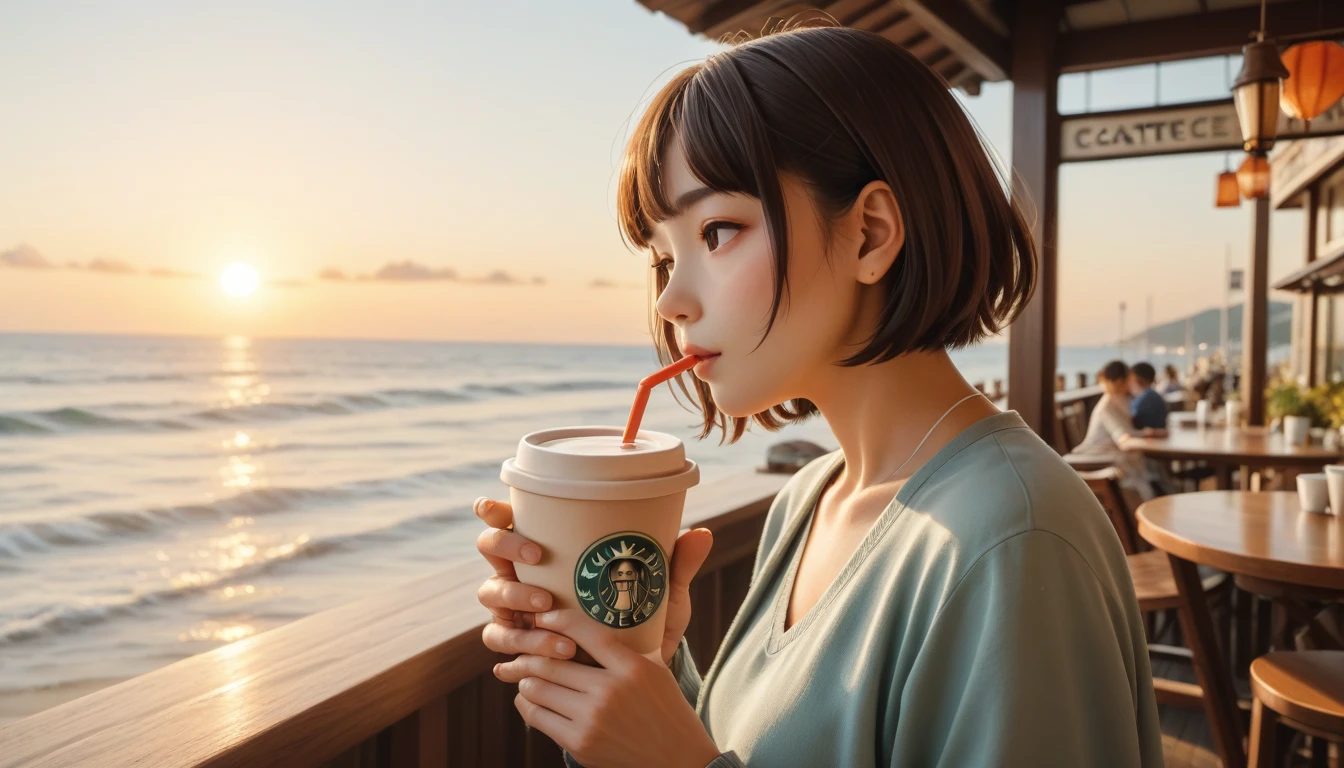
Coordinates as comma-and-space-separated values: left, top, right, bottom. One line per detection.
1058, 401, 1089, 453
1077, 467, 1143, 555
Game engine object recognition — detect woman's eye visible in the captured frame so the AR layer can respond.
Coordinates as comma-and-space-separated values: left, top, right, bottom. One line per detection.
702, 222, 741, 252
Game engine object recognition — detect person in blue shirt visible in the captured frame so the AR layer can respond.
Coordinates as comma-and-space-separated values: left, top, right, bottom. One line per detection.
1129, 362, 1168, 430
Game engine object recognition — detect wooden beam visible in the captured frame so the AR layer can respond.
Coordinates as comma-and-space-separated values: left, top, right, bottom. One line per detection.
825, 0, 887, 26
1244, 196, 1271, 426
1008, 0, 1061, 444
899, 0, 1010, 81
1059, 0, 1344, 73
1306, 185, 1320, 386
689, 0, 772, 34
873, 13, 922, 45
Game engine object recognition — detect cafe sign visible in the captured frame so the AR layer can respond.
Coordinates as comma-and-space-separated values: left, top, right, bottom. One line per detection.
1061, 98, 1344, 162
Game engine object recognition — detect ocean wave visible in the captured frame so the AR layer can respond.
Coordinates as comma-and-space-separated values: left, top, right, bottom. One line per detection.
0, 378, 634, 436
0, 503, 475, 645
0, 459, 500, 559
0, 408, 191, 435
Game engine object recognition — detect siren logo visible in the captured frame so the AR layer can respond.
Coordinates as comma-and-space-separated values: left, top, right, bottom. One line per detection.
574, 532, 667, 629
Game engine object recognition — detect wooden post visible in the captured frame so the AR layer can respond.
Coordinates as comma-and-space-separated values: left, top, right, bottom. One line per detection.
1305, 186, 1319, 387
1008, 0, 1061, 444
1243, 196, 1270, 426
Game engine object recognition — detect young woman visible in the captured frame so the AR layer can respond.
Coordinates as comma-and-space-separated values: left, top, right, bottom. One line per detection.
474, 21, 1162, 767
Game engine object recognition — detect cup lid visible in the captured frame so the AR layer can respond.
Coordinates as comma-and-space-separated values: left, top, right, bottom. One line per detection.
500, 426, 699, 501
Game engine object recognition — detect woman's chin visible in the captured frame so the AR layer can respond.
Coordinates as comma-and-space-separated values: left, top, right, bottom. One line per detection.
709, 385, 777, 420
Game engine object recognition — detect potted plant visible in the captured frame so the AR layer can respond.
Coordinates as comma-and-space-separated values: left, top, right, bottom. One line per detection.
1267, 382, 1321, 446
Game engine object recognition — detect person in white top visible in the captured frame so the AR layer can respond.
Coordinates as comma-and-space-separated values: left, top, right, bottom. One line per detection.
1073, 360, 1168, 500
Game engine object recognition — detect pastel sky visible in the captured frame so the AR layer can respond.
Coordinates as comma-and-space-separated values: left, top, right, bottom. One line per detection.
0, 1, 1311, 346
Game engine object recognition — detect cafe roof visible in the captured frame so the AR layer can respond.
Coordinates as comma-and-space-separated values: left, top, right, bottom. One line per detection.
638, 0, 1340, 95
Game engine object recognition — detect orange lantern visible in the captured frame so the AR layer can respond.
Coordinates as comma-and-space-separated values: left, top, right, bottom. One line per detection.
1237, 154, 1271, 199
1216, 171, 1241, 207
1280, 41, 1344, 125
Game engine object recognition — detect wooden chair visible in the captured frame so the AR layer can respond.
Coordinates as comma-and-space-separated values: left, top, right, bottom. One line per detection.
1078, 468, 1227, 710
1058, 401, 1089, 453
1249, 651, 1344, 768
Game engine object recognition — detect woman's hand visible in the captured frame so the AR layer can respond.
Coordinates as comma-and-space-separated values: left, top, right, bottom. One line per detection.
475, 497, 577, 661
496, 609, 723, 768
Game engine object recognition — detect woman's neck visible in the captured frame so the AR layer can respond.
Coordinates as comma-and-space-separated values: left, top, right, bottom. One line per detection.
802, 349, 999, 490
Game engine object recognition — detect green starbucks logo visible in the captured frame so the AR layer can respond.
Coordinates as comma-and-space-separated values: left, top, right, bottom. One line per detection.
574, 532, 667, 629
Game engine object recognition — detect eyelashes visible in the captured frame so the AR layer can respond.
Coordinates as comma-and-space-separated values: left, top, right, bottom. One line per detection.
649, 220, 745, 276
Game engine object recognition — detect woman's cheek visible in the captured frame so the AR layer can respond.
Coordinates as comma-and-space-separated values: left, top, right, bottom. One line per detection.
717, 242, 776, 332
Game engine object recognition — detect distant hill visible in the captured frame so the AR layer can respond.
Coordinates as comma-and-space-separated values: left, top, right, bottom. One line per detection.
1121, 301, 1293, 350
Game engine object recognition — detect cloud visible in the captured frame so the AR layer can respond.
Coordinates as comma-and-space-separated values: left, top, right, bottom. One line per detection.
148, 267, 200, 279
1, 244, 55, 269
84, 258, 136, 274
590, 277, 641, 289
370, 260, 459, 281
318, 261, 542, 286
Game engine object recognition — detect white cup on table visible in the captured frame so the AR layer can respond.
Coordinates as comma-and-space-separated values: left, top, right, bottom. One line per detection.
1298, 472, 1329, 514
1224, 400, 1241, 429
1195, 399, 1210, 427
1323, 465, 1344, 515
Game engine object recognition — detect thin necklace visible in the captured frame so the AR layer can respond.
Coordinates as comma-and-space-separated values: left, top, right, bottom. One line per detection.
872, 391, 988, 487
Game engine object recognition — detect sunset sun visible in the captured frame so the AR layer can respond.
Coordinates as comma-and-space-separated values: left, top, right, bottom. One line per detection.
219, 263, 260, 298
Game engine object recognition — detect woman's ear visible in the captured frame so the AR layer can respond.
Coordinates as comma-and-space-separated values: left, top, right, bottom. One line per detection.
853, 180, 904, 286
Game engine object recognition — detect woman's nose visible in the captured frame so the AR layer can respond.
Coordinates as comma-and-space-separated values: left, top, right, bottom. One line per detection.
655, 266, 701, 325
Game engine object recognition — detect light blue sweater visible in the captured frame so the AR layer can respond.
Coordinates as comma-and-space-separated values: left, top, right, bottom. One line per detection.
569, 411, 1164, 767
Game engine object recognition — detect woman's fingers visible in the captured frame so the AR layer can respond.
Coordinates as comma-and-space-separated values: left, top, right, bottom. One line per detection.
495, 653, 596, 692
475, 526, 543, 578
481, 620, 576, 659
478, 575, 554, 613
516, 676, 585, 719
474, 497, 514, 529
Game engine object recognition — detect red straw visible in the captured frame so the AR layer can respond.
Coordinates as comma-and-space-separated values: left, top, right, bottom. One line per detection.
621, 354, 700, 445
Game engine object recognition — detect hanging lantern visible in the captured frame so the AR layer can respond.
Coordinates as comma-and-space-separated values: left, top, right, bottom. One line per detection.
1233, 39, 1290, 153
1216, 171, 1241, 207
1237, 154, 1271, 199
1280, 41, 1344, 125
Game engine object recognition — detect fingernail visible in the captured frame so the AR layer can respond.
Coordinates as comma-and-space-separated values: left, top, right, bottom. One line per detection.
493, 663, 501, 675
474, 497, 489, 515
537, 611, 557, 625
556, 640, 572, 655
531, 593, 547, 609
521, 544, 541, 564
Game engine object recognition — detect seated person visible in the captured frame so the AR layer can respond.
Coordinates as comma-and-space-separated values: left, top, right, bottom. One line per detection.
1128, 362, 1168, 430
1072, 360, 1167, 500
1161, 364, 1183, 395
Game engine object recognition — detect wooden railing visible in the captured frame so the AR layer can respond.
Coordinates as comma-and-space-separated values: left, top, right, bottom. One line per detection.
0, 471, 791, 768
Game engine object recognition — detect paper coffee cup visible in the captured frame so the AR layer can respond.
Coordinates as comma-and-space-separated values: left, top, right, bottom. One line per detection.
500, 426, 699, 658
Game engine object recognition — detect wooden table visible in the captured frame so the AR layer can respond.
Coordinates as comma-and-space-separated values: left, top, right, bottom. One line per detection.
1137, 492, 1344, 768
1124, 427, 1342, 489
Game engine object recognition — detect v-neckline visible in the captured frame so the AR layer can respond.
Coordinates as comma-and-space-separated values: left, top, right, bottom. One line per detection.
696, 411, 1029, 700
763, 410, 1021, 654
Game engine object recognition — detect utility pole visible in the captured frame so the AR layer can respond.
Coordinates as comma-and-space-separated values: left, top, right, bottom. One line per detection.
1145, 295, 1152, 359
1119, 301, 1127, 357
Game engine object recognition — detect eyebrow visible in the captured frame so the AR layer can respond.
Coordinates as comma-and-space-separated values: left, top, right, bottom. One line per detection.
668, 186, 717, 217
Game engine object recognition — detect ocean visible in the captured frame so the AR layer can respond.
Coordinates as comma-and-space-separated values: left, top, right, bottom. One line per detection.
0, 332, 1194, 723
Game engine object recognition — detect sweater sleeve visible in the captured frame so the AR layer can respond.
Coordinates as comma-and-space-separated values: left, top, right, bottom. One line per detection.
889, 530, 1163, 767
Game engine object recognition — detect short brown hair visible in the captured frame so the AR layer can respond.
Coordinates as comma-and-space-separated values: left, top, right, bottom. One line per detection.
616, 21, 1036, 442
1099, 361, 1130, 383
